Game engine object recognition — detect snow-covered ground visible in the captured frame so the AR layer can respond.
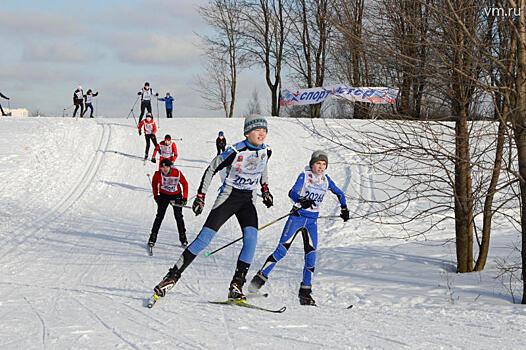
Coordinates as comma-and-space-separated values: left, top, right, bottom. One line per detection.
0, 116, 525, 349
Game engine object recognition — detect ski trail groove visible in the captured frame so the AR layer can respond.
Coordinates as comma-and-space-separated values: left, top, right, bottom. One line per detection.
24, 296, 47, 348
0, 123, 112, 260
73, 298, 139, 349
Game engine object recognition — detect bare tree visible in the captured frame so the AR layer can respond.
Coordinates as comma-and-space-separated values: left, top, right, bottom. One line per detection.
494, 0, 526, 303
199, 0, 247, 118
330, 0, 375, 118
195, 55, 231, 117
243, 88, 262, 117
385, 0, 431, 118
240, 0, 288, 116
286, 0, 333, 118
320, 0, 516, 275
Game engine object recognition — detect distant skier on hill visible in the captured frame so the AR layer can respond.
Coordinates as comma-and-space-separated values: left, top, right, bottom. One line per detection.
81, 89, 98, 118
148, 158, 189, 251
151, 134, 178, 169
72, 86, 84, 118
0, 91, 9, 116
138, 82, 158, 123
157, 92, 175, 118
138, 113, 158, 161
247, 150, 349, 306
152, 115, 274, 301
216, 131, 226, 155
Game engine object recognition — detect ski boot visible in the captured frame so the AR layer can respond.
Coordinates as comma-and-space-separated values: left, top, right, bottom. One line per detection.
228, 280, 246, 301
228, 260, 249, 300
298, 283, 316, 306
154, 268, 180, 297
248, 271, 268, 293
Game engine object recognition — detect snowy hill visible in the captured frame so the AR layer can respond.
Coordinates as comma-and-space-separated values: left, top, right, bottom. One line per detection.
0, 117, 525, 349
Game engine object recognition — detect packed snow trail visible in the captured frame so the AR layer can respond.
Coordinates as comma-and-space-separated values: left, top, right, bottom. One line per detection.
0, 117, 524, 349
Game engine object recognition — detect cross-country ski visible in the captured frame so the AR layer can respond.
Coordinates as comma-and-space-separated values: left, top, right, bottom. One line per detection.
208, 300, 286, 313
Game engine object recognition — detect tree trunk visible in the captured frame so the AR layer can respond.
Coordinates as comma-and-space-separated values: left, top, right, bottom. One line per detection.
310, 103, 321, 118
516, 130, 526, 303
454, 115, 474, 272
474, 114, 506, 271
511, 0, 526, 303
271, 83, 280, 116
352, 102, 370, 119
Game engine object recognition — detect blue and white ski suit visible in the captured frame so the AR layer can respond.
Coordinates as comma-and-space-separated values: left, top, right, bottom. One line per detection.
186, 139, 271, 264
260, 167, 347, 286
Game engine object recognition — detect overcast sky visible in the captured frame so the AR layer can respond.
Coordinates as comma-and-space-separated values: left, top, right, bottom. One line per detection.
0, 0, 265, 118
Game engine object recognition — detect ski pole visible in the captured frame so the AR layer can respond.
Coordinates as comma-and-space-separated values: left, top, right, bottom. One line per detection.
204, 211, 294, 257
127, 95, 140, 125
63, 104, 74, 118
156, 97, 160, 127
318, 215, 341, 219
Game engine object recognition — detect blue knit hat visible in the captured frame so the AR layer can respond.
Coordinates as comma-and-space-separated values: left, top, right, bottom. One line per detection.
218, 131, 224, 136
244, 115, 268, 135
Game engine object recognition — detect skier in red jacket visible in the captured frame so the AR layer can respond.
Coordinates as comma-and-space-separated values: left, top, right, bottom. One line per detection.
138, 113, 158, 161
148, 158, 189, 252
151, 134, 178, 169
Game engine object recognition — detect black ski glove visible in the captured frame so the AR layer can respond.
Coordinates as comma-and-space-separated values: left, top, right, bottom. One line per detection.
155, 93, 159, 97
154, 196, 160, 204
138, 91, 142, 95
139, 130, 142, 136
261, 184, 273, 208
151, 158, 156, 163
340, 206, 350, 222
182, 198, 188, 206
298, 197, 316, 209
192, 193, 205, 215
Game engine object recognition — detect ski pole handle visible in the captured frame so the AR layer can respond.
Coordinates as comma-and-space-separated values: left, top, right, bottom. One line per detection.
170, 201, 192, 209
204, 211, 293, 257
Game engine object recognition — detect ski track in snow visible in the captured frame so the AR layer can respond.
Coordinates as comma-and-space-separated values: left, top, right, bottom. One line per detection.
1, 117, 525, 349
0, 122, 111, 260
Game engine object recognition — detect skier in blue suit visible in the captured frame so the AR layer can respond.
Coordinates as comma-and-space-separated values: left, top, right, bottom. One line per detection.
157, 92, 175, 118
248, 150, 349, 306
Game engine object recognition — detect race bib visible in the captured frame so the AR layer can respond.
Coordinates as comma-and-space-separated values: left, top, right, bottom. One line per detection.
298, 171, 328, 211
160, 144, 172, 158
145, 123, 154, 134
225, 151, 268, 190
161, 173, 180, 193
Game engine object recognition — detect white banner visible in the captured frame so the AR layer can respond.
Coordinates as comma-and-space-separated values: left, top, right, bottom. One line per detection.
280, 85, 398, 106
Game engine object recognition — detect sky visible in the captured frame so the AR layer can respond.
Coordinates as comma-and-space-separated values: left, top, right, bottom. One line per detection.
0, 0, 265, 118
